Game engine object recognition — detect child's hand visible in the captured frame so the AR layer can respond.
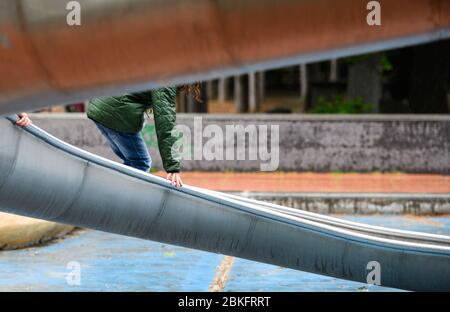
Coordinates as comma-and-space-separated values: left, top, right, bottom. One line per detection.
166, 172, 183, 188
16, 113, 32, 127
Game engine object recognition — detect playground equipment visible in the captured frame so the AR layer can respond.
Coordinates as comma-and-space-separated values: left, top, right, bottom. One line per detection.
0, 116, 449, 291
1, 0, 450, 290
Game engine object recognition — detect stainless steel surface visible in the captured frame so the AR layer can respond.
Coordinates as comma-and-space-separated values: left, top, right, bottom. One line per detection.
197, 188, 450, 246
1, 0, 450, 115
1, 117, 449, 291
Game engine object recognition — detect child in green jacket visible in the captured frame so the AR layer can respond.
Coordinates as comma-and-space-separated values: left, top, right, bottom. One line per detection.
87, 87, 183, 187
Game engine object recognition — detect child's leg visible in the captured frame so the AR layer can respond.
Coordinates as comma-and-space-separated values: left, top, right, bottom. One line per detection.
93, 122, 151, 172
113, 132, 152, 172
93, 121, 127, 163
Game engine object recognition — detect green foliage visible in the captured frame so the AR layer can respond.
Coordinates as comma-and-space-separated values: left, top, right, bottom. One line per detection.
343, 53, 393, 73
343, 54, 369, 65
309, 95, 374, 114
380, 55, 393, 73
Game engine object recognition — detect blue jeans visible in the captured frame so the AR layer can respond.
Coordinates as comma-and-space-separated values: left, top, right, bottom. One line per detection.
93, 121, 151, 172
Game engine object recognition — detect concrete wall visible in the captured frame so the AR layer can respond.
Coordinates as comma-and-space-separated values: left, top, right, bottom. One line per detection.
29, 113, 450, 173
239, 193, 450, 215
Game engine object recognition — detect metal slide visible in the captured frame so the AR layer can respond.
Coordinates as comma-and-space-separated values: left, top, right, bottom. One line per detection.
1, 116, 449, 291
191, 188, 450, 246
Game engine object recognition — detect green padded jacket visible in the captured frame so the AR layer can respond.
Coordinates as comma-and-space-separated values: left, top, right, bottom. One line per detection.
87, 87, 180, 173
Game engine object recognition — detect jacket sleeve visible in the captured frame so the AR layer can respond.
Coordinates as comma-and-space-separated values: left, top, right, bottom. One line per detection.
152, 87, 181, 173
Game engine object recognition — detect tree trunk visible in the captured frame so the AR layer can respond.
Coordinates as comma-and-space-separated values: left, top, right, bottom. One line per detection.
234, 75, 244, 113
218, 77, 227, 103
299, 64, 308, 103
206, 80, 215, 100
186, 92, 195, 113
248, 71, 258, 112
197, 81, 208, 113
409, 41, 450, 114
258, 71, 265, 104
347, 54, 382, 112
329, 59, 338, 82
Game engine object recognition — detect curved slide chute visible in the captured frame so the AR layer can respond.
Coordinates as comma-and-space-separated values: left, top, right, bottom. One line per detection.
0, 117, 449, 291
192, 188, 450, 246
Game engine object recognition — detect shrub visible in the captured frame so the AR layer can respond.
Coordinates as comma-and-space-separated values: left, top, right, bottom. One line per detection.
308, 95, 374, 114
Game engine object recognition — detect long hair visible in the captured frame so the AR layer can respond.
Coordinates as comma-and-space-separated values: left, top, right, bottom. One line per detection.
146, 83, 203, 117
180, 83, 202, 102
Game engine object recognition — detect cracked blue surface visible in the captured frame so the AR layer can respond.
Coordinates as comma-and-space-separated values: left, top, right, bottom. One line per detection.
0, 216, 448, 291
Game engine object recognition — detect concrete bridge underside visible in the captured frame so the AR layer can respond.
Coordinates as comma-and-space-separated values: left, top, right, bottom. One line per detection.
0, 0, 449, 114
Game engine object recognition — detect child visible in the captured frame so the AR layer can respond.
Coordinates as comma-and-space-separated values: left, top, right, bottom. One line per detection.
87, 87, 184, 187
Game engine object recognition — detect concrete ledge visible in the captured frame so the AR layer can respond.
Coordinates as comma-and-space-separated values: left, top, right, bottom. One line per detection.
29, 113, 450, 173
0, 213, 75, 250
29, 113, 450, 121
233, 192, 450, 215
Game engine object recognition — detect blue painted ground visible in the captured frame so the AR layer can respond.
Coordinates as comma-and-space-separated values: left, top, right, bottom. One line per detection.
0, 215, 448, 291
226, 216, 450, 292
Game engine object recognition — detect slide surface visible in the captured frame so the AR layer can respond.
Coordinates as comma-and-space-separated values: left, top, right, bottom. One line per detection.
0, 117, 449, 291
